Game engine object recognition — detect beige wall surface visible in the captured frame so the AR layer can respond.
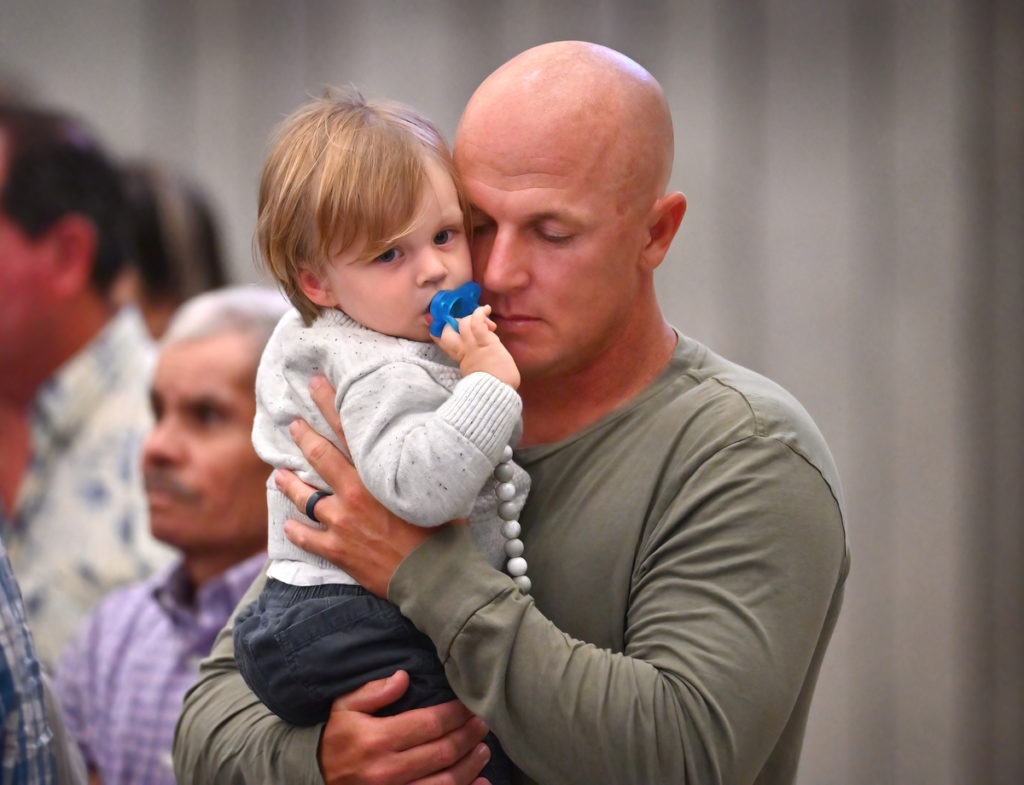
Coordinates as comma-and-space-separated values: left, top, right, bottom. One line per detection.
2, 1, 1020, 783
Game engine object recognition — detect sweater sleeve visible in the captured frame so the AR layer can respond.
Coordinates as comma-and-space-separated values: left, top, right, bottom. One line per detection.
172, 565, 325, 785
389, 437, 848, 785
340, 365, 521, 527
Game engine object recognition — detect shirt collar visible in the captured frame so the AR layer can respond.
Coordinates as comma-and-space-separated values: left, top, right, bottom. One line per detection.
152, 551, 267, 626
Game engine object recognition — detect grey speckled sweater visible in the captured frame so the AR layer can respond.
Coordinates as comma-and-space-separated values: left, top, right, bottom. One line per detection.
252, 307, 529, 581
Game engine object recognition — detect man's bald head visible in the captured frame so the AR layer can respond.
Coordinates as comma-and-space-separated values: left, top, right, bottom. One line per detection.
455, 41, 675, 208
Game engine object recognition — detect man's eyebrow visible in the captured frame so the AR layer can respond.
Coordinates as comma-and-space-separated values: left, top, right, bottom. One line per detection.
526, 211, 562, 222
183, 392, 232, 410
467, 207, 586, 228
526, 209, 587, 227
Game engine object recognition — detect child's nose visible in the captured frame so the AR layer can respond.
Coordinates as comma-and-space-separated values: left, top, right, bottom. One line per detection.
418, 249, 448, 286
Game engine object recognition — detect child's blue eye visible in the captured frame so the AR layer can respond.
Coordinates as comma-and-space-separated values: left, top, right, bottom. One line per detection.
375, 248, 399, 263
433, 229, 453, 245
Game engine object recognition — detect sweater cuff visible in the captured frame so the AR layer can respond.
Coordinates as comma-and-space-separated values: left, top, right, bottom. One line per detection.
389, 526, 511, 660
438, 373, 522, 462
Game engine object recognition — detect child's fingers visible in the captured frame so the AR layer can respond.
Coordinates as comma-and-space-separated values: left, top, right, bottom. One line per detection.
476, 305, 498, 332
466, 309, 493, 343
469, 304, 496, 333
432, 323, 461, 356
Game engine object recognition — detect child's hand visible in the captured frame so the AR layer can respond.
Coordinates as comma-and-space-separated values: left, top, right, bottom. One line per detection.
433, 304, 520, 389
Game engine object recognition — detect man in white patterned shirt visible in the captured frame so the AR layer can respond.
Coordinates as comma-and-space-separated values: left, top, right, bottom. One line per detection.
0, 103, 173, 667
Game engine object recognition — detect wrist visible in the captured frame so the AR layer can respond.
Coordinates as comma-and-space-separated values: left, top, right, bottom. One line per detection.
390, 527, 511, 655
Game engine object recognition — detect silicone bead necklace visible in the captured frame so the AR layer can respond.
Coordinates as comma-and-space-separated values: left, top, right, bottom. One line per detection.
431, 283, 531, 593
494, 444, 531, 594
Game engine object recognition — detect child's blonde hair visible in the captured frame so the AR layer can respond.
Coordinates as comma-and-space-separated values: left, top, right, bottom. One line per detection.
254, 86, 471, 324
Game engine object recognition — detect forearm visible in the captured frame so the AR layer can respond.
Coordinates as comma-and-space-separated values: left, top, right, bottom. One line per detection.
173, 571, 325, 785
393, 530, 685, 785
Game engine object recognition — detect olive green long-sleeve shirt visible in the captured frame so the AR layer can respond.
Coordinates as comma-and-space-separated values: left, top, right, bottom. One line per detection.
174, 332, 848, 785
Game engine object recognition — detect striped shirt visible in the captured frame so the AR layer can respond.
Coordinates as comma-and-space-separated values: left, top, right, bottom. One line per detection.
55, 552, 265, 785
0, 536, 56, 785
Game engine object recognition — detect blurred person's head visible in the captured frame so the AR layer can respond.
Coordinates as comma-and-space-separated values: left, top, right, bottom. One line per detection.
141, 286, 287, 588
0, 69, 36, 105
0, 103, 131, 405
116, 162, 227, 339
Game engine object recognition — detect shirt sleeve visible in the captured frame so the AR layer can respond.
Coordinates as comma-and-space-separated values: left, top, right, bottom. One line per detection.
53, 620, 97, 771
340, 366, 521, 526
389, 436, 848, 785
172, 565, 325, 785
0, 544, 57, 784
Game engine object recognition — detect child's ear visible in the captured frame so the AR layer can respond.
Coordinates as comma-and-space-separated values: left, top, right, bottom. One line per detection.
297, 265, 338, 308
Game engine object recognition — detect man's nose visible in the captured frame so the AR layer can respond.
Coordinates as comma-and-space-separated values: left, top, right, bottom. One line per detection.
479, 230, 529, 293
142, 417, 182, 468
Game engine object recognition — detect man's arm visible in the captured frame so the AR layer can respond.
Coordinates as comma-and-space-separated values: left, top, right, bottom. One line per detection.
279, 381, 848, 784
172, 565, 493, 785
390, 444, 846, 785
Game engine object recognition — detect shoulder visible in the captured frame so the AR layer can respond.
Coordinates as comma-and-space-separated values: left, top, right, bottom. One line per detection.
619, 333, 844, 509
629, 336, 847, 569
76, 576, 158, 638
258, 312, 456, 404
57, 574, 159, 680
71, 323, 154, 458
676, 334, 844, 510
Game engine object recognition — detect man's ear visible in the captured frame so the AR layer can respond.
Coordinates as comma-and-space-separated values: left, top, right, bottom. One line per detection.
640, 192, 686, 272
297, 265, 338, 308
44, 214, 98, 299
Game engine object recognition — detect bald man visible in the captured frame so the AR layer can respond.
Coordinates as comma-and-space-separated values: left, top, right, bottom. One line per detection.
175, 42, 848, 785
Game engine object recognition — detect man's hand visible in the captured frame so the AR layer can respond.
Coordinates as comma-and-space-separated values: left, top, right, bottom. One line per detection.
319, 670, 492, 785
433, 305, 520, 389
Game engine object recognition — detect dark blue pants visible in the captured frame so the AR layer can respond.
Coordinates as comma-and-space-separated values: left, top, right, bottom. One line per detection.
234, 579, 511, 784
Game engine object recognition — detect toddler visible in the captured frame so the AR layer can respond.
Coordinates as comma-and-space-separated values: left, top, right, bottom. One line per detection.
232, 87, 529, 784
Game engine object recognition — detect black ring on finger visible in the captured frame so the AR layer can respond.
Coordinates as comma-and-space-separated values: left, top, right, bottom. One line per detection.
304, 490, 334, 523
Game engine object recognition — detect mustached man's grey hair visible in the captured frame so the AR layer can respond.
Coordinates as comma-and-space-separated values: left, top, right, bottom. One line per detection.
161, 285, 288, 356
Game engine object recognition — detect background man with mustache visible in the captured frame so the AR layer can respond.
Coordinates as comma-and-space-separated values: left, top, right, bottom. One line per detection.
54, 286, 286, 785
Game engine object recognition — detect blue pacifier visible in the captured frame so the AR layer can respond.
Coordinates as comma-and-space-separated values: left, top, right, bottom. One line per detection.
429, 282, 482, 337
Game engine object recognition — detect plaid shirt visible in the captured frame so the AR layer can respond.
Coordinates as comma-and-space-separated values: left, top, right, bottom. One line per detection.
1, 307, 174, 668
0, 536, 56, 785
54, 552, 265, 785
